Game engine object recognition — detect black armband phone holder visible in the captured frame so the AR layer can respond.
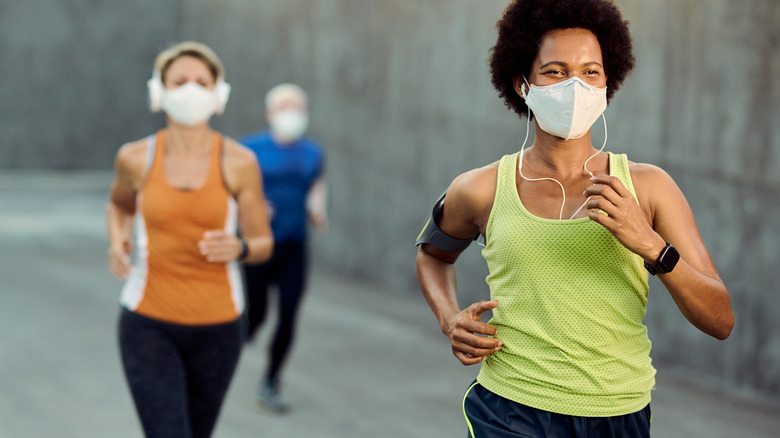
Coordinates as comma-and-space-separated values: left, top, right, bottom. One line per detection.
415, 192, 477, 253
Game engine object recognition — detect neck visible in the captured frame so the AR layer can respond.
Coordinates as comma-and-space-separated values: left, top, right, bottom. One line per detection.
525, 124, 600, 178
165, 122, 212, 155
271, 131, 299, 147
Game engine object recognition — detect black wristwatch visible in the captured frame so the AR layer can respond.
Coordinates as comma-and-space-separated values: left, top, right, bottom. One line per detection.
644, 243, 679, 276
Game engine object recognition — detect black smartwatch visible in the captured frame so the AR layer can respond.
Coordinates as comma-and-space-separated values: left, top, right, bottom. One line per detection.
644, 243, 679, 276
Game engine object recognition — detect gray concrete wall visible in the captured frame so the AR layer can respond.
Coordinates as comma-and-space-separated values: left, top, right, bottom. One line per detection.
0, 0, 182, 168
2, 0, 778, 402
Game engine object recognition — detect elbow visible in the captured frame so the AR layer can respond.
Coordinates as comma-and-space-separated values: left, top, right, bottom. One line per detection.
256, 238, 274, 264
106, 201, 119, 215
710, 312, 735, 341
244, 237, 274, 265
264, 239, 275, 263
711, 328, 732, 341
718, 315, 735, 340
108, 199, 135, 216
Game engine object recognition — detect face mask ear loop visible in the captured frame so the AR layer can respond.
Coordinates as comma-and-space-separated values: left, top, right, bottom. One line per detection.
518, 104, 568, 221
568, 113, 608, 220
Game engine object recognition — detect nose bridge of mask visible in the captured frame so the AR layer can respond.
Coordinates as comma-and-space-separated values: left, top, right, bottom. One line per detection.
572, 77, 599, 106
177, 81, 204, 92
167, 82, 216, 108
571, 78, 588, 116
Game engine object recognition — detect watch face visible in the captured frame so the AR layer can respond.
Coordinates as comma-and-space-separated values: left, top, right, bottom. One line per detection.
658, 244, 680, 273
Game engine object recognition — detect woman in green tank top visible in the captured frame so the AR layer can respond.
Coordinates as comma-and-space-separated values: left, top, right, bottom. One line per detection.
416, 1, 734, 436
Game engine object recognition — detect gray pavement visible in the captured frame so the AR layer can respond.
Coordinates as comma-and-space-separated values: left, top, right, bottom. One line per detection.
0, 171, 777, 438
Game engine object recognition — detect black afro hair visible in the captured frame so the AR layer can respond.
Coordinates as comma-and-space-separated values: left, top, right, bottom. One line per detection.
489, 0, 635, 118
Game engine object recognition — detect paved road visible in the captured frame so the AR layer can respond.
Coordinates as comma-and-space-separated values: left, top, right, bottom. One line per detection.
0, 171, 777, 438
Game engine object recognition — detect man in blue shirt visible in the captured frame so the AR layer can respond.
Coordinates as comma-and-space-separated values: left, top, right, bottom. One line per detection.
240, 83, 327, 413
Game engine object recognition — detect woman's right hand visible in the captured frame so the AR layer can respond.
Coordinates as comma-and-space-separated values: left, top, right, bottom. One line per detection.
107, 238, 132, 280
445, 300, 502, 365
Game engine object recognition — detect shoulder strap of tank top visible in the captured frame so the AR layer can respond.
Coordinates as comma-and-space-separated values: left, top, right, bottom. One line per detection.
607, 152, 637, 200
210, 132, 224, 176
496, 152, 519, 204
212, 131, 224, 164
145, 130, 167, 179
145, 133, 157, 172
209, 132, 233, 195
485, 152, 520, 243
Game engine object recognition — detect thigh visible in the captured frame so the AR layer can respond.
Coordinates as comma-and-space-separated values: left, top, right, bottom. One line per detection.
276, 241, 307, 316
243, 260, 274, 296
118, 309, 191, 438
243, 261, 272, 336
583, 404, 651, 438
182, 319, 243, 438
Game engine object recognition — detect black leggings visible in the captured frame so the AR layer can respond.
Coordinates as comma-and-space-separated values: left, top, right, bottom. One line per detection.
118, 309, 242, 438
243, 240, 307, 382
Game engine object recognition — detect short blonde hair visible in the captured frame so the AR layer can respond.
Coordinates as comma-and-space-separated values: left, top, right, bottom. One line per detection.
153, 41, 225, 82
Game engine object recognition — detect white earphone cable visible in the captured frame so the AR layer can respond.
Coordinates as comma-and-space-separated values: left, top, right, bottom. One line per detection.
518, 111, 608, 220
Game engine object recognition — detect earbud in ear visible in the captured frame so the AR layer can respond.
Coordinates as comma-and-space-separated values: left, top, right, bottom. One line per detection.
520, 76, 531, 99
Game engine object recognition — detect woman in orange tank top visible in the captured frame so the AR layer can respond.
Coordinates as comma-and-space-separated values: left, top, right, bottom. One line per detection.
106, 42, 273, 438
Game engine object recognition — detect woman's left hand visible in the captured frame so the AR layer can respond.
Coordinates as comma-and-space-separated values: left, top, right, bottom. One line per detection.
198, 230, 241, 263
584, 175, 665, 262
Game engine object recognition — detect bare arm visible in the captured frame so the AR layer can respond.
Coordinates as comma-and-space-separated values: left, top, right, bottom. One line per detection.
306, 177, 328, 233
199, 139, 273, 265
585, 165, 734, 339
417, 246, 502, 366
416, 166, 503, 365
106, 141, 146, 279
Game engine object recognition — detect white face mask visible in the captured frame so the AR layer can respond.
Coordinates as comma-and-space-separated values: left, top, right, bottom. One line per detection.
269, 109, 309, 143
522, 76, 607, 140
161, 82, 219, 126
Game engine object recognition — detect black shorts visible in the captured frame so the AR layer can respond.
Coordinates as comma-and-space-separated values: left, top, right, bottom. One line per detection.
463, 381, 651, 438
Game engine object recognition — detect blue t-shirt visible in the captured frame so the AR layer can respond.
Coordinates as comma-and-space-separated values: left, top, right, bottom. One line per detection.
240, 131, 324, 243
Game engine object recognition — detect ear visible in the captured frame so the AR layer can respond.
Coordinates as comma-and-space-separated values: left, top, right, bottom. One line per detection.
512, 76, 528, 100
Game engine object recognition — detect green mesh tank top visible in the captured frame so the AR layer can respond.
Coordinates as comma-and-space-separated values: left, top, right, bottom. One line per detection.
477, 151, 656, 417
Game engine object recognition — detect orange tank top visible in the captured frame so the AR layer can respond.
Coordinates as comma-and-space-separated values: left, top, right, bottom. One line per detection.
120, 130, 243, 325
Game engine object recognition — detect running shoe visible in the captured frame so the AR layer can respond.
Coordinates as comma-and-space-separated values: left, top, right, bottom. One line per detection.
256, 378, 289, 414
